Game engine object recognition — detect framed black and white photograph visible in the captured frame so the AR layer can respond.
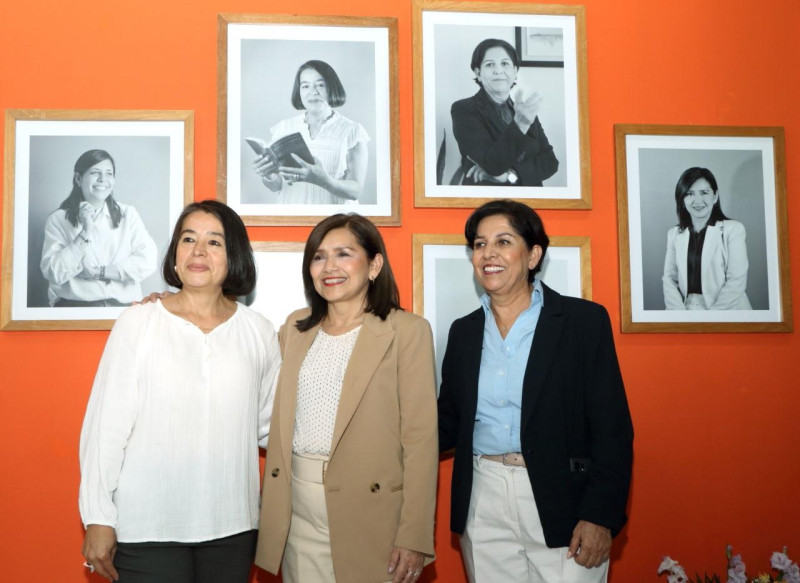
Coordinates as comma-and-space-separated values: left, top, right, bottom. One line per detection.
516, 25, 564, 67
615, 124, 792, 333
244, 241, 306, 329
1, 109, 193, 331
412, 233, 591, 384
218, 14, 399, 226
412, 1, 590, 209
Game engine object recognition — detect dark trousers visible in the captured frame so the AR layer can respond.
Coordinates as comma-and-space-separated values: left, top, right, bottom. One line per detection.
114, 530, 257, 583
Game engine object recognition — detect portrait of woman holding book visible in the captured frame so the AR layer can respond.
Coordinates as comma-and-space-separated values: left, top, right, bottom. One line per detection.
252, 60, 370, 205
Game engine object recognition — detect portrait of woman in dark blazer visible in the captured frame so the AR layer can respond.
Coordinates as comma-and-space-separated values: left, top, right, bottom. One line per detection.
451, 39, 559, 187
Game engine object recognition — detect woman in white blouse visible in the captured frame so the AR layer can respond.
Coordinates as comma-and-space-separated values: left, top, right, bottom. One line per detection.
252, 60, 369, 205
40, 149, 157, 307
79, 200, 281, 582
254, 214, 439, 583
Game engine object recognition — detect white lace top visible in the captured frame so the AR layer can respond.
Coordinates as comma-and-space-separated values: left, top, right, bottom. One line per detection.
292, 326, 361, 455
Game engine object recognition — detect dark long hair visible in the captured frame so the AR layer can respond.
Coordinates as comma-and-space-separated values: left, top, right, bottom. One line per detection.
59, 149, 122, 229
296, 213, 401, 332
674, 167, 728, 232
162, 200, 256, 297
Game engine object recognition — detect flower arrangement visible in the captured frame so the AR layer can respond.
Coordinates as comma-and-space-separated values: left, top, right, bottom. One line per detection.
657, 545, 800, 583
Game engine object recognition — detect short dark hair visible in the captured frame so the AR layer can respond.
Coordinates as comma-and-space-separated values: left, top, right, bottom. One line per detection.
296, 213, 401, 331
674, 167, 728, 232
59, 149, 122, 229
290, 60, 347, 110
464, 199, 549, 282
162, 200, 256, 297
470, 39, 519, 87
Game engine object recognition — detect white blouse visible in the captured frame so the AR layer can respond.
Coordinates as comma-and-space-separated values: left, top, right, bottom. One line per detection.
292, 326, 360, 455
79, 300, 281, 543
269, 111, 370, 205
40, 201, 157, 305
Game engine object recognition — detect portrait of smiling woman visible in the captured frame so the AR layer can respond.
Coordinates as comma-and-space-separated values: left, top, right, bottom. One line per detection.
450, 38, 559, 186
662, 166, 752, 310
40, 149, 158, 307
252, 59, 370, 205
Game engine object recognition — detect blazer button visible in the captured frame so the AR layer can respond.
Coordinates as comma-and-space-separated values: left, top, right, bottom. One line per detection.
370, 483, 380, 493
271, 468, 280, 477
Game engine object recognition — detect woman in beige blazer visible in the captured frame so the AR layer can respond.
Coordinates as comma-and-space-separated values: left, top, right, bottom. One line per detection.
255, 213, 438, 583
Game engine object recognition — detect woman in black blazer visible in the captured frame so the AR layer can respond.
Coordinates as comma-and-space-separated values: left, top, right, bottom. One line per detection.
450, 39, 559, 186
438, 199, 633, 582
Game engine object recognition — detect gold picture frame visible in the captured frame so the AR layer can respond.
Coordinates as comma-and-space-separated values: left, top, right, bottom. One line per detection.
615, 123, 792, 333
1, 109, 194, 331
218, 13, 400, 226
412, 1, 591, 209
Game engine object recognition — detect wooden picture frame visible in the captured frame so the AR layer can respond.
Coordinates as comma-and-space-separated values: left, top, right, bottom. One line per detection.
1, 109, 194, 331
218, 13, 400, 226
412, 233, 591, 384
615, 124, 792, 333
412, 1, 591, 209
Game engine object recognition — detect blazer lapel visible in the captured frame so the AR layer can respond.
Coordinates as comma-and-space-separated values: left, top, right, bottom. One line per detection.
702, 222, 722, 274
475, 89, 508, 136
520, 284, 565, 431
279, 322, 320, 473
676, 228, 690, 291
328, 313, 395, 459
460, 309, 485, 428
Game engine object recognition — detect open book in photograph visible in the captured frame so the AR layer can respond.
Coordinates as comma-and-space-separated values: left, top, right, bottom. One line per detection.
245, 133, 314, 168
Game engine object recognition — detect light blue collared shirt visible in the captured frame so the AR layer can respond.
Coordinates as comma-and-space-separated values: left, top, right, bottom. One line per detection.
472, 280, 544, 455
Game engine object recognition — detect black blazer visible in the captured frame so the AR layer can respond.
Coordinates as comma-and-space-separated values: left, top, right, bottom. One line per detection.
438, 284, 633, 548
451, 88, 559, 186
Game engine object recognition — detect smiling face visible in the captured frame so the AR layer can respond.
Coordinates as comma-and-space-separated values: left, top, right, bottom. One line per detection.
309, 227, 382, 310
174, 211, 229, 290
474, 46, 518, 101
299, 67, 329, 112
683, 177, 718, 230
76, 159, 115, 208
471, 214, 541, 300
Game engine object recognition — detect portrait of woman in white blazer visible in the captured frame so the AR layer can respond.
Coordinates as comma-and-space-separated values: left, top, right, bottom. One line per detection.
662, 166, 752, 310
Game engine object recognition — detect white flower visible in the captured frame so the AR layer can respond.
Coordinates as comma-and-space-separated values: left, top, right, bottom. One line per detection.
659, 557, 679, 574
771, 551, 794, 572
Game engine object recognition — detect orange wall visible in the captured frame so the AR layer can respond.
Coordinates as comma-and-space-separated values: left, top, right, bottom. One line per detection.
1, 0, 799, 581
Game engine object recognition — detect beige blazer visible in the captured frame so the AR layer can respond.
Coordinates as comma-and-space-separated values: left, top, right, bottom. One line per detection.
255, 308, 438, 583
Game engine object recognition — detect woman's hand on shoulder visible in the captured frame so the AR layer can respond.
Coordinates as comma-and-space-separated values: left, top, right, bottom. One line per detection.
82, 524, 119, 581
133, 291, 172, 305
388, 546, 426, 583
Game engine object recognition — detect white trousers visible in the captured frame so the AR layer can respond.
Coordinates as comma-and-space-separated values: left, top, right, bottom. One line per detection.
460, 456, 609, 583
282, 454, 336, 583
